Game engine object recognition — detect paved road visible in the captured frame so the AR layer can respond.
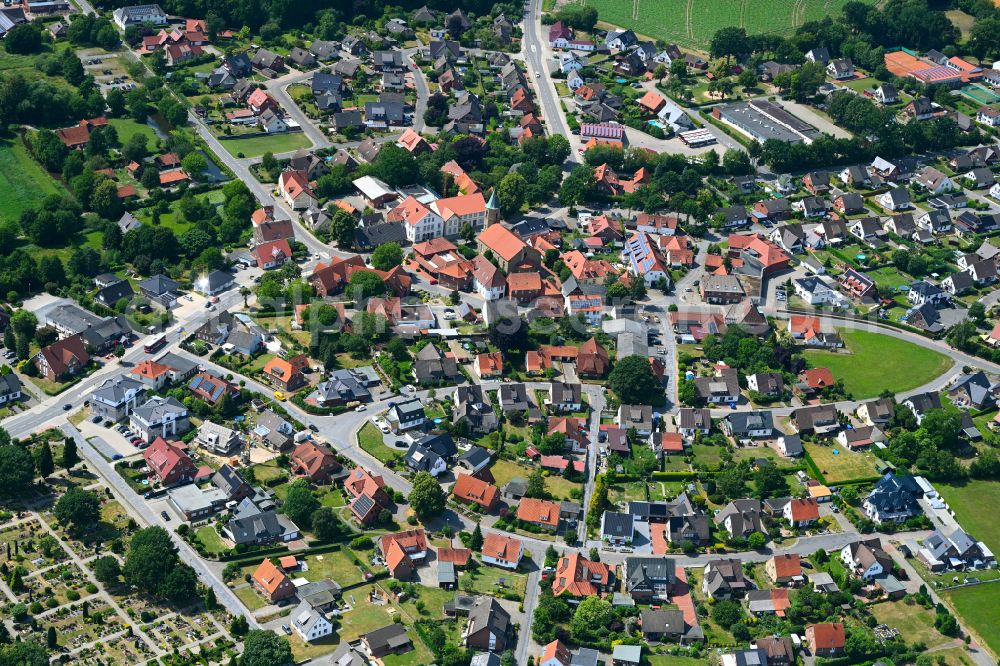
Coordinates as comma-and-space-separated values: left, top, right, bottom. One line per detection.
521, 0, 579, 162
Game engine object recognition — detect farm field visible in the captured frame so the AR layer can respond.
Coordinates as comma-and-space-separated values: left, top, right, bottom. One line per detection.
0, 138, 67, 224
579, 0, 877, 51
803, 328, 952, 399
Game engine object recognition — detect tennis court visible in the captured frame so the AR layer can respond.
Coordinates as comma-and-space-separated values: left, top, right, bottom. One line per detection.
961, 84, 1000, 105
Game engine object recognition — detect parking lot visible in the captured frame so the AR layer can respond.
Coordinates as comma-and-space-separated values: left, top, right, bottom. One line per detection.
77, 419, 142, 459
76, 48, 135, 95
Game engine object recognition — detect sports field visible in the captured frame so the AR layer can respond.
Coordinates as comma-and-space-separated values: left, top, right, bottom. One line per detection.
581, 0, 877, 50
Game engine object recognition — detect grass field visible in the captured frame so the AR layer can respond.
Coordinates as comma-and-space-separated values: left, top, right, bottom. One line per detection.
937, 481, 1000, 556
489, 458, 580, 500
220, 132, 312, 158
459, 565, 528, 600
579, 0, 876, 50
194, 525, 228, 554
871, 600, 955, 650
803, 329, 952, 399
358, 422, 403, 463
804, 441, 879, 483
301, 548, 369, 587
108, 118, 159, 146
942, 584, 1000, 660
0, 138, 67, 224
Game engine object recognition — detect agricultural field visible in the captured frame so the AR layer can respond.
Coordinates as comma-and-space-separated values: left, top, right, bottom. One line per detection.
0, 138, 68, 224
579, 0, 877, 51
803, 328, 952, 399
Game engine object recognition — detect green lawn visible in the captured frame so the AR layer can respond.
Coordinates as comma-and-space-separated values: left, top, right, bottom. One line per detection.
458, 565, 527, 600
937, 481, 1000, 556
233, 584, 268, 610
648, 657, 706, 666
489, 458, 580, 500
194, 525, 228, 554
220, 132, 313, 158
0, 138, 67, 224
804, 441, 880, 484
803, 328, 952, 399
337, 584, 404, 641
358, 422, 402, 463
942, 584, 1000, 660
871, 600, 955, 649
397, 585, 455, 620
108, 118, 159, 146
301, 548, 369, 587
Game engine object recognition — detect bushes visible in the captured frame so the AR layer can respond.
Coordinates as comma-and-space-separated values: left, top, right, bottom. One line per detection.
350, 535, 374, 550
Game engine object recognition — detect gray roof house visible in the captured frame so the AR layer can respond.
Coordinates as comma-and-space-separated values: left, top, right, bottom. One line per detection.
224, 497, 299, 545
715, 499, 763, 538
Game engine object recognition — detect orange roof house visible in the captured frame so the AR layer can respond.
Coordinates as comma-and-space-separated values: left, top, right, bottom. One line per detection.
475, 352, 504, 379
437, 547, 472, 566
806, 623, 846, 657
539, 640, 572, 666
397, 127, 431, 154
291, 441, 341, 481
785, 497, 820, 525
481, 533, 523, 569
262, 354, 309, 392
55, 117, 108, 149
344, 467, 391, 524
576, 337, 610, 377
766, 553, 803, 584
516, 498, 560, 530
451, 474, 500, 511
638, 90, 666, 113
130, 359, 171, 387
159, 169, 190, 186
378, 529, 428, 579
252, 558, 296, 601
801, 367, 835, 391
551, 551, 611, 597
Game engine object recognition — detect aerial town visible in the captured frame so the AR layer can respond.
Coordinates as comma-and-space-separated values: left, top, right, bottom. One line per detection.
1, 0, 1000, 664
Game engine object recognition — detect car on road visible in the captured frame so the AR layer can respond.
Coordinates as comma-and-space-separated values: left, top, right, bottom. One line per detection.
63, 404, 72, 411
355, 404, 366, 412
112, 454, 123, 461
308, 424, 318, 432
404, 384, 416, 394
534, 72, 540, 77
160, 511, 170, 522
281, 624, 291, 635
273, 391, 286, 401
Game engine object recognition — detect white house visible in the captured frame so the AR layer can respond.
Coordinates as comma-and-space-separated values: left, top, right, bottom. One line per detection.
878, 187, 911, 212
393, 196, 446, 243
259, 109, 288, 133
481, 533, 523, 570
793, 277, 845, 307
559, 52, 585, 73
291, 602, 333, 642
840, 540, 888, 581
113, 4, 168, 29
0, 374, 21, 406
977, 106, 1000, 127
914, 167, 955, 195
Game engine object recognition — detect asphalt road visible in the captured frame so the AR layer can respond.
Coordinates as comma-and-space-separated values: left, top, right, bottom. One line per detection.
521, 0, 579, 162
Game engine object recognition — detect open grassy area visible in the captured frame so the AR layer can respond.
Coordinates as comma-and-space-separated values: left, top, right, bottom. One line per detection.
942, 583, 1000, 660
937, 480, 1000, 556
108, 118, 159, 146
459, 564, 527, 600
871, 600, 955, 649
288, 632, 339, 662
337, 584, 403, 641
488, 458, 580, 501
0, 138, 67, 224
647, 657, 706, 666
358, 422, 402, 463
804, 441, 880, 483
194, 525, 228, 554
301, 548, 369, 587
803, 328, 952, 399
233, 584, 268, 611
220, 132, 312, 158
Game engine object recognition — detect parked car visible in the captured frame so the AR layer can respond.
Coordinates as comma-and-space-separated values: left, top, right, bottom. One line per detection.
160, 511, 170, 522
